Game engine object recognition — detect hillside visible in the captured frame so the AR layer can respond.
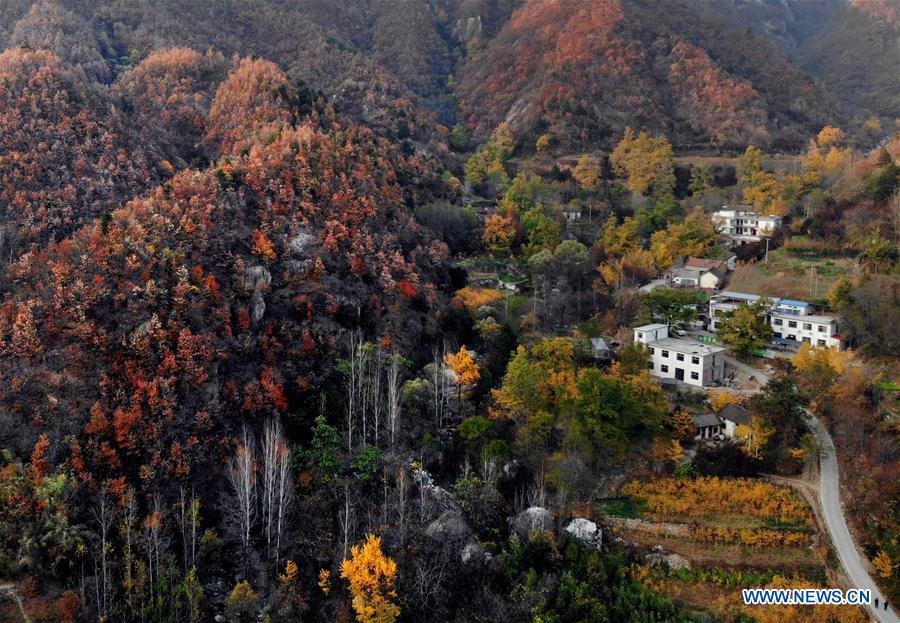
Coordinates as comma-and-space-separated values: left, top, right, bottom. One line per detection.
457, 0, 840, 152
700, 0, 900, 126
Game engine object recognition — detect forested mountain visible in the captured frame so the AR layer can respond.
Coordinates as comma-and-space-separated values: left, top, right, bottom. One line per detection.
0, 0, 895, 155
0, 1, 896, 622
457, 0, 841, 151
700, 0, 900, 127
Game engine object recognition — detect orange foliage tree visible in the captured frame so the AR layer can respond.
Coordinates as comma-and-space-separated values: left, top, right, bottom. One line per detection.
340, 534, 400, 623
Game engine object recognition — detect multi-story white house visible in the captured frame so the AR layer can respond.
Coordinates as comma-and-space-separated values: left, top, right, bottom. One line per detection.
634, 324, 726, 388
708, 291, 767, 331
708, 292, 844, 350
770, 311, 842, 349
711, 206, 782, 244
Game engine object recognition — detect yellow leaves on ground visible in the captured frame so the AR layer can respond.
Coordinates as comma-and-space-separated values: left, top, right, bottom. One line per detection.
340, 534, 400, 623
621, 477, 810, 525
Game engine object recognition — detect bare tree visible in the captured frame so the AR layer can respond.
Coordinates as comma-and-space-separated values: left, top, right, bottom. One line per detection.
338, 483, 355, 560
177, 487, 201, 573
430, 343, 450, 428
226, 428, 257, 565
343, 331, 367, 452
262, 417, 293, 570
142, 493, 169, 607
386, 353, 404, 449
90, 488, 116, 621
394, 468, 410, 545
120, 489, 138, 616
370, 345, 384, 447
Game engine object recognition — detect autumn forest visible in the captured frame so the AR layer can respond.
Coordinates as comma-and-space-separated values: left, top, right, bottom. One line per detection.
0, 1, 897, 622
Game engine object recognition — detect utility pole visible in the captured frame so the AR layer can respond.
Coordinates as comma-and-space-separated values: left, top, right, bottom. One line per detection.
764, 237, 770, 264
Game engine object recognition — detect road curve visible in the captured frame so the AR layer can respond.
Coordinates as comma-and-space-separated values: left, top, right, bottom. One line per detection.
724, 356, 897, 622
806, 415, 898, 623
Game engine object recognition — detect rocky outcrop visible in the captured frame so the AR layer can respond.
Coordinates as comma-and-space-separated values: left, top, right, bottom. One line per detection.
508, 506, 553, 538
564, 518, 602, 551
645, 549, 691, 571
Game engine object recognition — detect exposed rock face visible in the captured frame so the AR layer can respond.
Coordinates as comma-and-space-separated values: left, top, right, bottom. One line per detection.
508, 506, 553, 538
461, 539, 485, 564
288, 231, 315, 255
645, 551, 691, 571
426, 509, 472, 542
251, 289, 266, 322
243, 265, 271, 290
454, 16, 482, 42
564, 518, 602, 551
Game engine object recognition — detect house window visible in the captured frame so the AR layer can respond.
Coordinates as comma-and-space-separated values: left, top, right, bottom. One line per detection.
676, 353, 684, 361
788, 321, 797, 328
803, 323, 812, 331
691, 356, 699, 365
817, 339, 826, 347
817, 325, 827, 333
637, 332, 643, 340
661, 365, 669, 373
690, 371, 699, 380
648, 361, 654, 370
650, 348, 656, 355
662, 350, 669, 358
773, 318, 783, 326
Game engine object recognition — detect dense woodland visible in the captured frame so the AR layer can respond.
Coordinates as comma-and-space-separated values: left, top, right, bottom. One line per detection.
0, 1, 897, 622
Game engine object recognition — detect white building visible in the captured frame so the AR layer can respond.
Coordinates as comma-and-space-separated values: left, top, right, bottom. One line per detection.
634, 324, 726, 388
708, 292, 844, 350
711, 206, 782, 244
708, 291, 767, 331
770, 312, 842, 349
670, 265, 723, 290
717, 403, 752, 439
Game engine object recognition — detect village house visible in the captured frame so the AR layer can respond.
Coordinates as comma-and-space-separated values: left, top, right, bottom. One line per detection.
708, 291, 844, 350
590, 337, 612, 360
670, 265, 724, 290
692, 412, 723, 440
634, 324, 726, 388
769, 299, 843, 349
710, 206, 782, 245
685, 256, 734, 273
708, 291, 767, 331
717, 403, 752, 438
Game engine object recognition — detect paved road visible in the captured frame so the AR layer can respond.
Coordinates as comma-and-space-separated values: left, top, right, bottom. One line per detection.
724, 356, 898, 622
806, 416, 898, 623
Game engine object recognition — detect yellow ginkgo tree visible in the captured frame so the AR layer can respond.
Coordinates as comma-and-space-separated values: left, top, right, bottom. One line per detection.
340, 534, 400, 623
445, 345, 480, 415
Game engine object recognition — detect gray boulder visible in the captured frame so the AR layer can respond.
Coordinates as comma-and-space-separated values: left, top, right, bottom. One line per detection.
288, 231, 315, 255
564, 518, 602, 551
426, 509, 472, 542
243, 265, 271, 290
645, 551, 691, 571
508, 506, 553, 538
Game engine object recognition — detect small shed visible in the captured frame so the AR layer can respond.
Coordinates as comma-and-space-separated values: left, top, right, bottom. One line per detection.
692, 412, 723, 440
590, 337, 611, 360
